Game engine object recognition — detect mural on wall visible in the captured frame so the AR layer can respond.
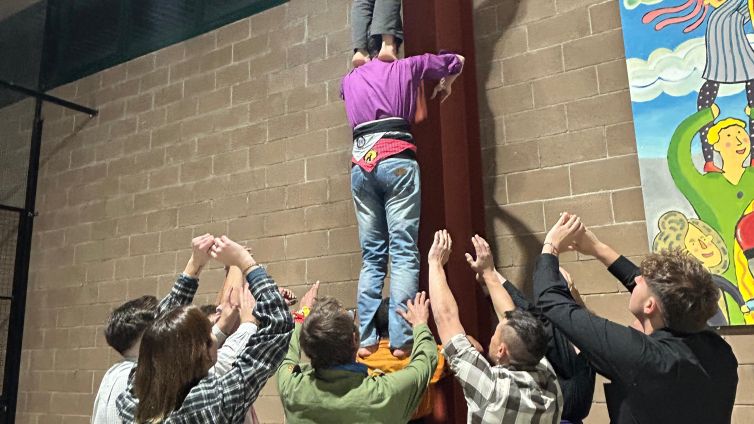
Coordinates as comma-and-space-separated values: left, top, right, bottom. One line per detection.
619, 0, 754, 325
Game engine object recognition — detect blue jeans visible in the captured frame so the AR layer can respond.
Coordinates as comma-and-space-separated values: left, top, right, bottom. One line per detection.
351, 157, 420, 349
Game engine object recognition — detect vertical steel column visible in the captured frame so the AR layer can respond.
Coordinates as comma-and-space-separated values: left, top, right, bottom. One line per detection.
2, 98, 43, 424
403, 1, 491, 422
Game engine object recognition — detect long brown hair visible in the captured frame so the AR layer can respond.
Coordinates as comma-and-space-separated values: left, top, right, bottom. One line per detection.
133, 306, 214, 422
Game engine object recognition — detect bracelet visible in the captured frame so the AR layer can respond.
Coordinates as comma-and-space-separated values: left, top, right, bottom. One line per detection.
543, 242, 559, 255
241, 262, 259, 275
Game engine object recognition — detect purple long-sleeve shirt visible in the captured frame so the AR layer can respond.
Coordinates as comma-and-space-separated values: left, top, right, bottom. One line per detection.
341, 53, 463, 129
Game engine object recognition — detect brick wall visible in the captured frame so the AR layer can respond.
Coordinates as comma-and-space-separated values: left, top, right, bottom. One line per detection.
12, 0, 754, 422
473, 0, 754, 422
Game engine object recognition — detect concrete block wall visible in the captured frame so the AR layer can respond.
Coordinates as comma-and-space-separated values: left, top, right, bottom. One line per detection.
5, 0, 752, 422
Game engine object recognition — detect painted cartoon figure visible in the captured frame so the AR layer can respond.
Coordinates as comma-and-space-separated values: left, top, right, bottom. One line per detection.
653, 210, 744, 324
734, 206, 754, 314
668, 104, 754, 323
643, 0, 754, 173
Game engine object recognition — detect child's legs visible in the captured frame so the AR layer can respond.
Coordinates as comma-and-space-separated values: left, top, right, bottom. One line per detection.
352, 166, 390, 347
351, 0, 375, 52
379, 157, 420, 349
371, 0, 403, 41
697, 80, 720, 163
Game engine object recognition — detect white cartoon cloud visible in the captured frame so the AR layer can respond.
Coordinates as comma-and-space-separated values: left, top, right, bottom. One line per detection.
624, 0, 663, 10
626, 36, 752, 102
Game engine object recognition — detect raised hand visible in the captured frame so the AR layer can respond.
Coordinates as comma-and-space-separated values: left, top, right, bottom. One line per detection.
544, 213, 585, 253
572, 227, 603, 257
279, 288, 298, 307
191, 233, 215, 267
397, 291, 430, 327
428, 230, 452, 266
239, 284, 256, 324
465, 234, 495, 281
300, 281, 320, 309
211, 236, 255, 269
431, 78, 452, 103
217, 285, 244, 333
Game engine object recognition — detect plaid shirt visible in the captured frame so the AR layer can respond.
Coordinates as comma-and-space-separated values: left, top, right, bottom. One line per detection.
93, 273, 198, 424
444, 334, 562, 424
116, 268, 294, 423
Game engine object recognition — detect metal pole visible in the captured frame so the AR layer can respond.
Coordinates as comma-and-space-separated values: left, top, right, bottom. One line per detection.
2, 98, 44, 423
0, 80, 97, 117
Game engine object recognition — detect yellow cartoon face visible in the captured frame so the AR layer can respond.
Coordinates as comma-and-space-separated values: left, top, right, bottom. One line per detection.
713, 125, 750, 163
684, 223, 724, 269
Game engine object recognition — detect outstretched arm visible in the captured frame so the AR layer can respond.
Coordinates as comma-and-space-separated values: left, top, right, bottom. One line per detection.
211, 237, 294, 421
666, 106, 717, 203
573, 227, 639, 292
156, 233, 215, 317
465, 234, 515, 321
536, 215, 653, 381
428, 230, 465, 344
277, 282, 319, 395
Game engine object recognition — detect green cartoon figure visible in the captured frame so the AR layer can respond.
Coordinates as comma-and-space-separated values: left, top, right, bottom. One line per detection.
668, 104, 754, 324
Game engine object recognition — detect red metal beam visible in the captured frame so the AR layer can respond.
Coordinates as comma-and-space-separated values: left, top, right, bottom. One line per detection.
403, 1, 491, 422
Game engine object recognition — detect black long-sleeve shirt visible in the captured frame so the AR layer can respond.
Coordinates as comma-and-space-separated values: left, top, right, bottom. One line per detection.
534, 254, 738, 424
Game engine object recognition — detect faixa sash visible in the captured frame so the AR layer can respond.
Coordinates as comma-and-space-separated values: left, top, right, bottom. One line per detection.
352, 118, 414, 170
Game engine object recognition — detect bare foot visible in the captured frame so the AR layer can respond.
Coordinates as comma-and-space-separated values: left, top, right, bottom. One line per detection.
352, 49, 370, 67
358, 345, 378, 358
391, 348, 409, 359
377, 34, 398, 62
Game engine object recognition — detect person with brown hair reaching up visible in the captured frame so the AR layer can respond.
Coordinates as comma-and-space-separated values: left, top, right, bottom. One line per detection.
465, 234, 594, 424
276, 283, 438, 424
116, 235, 293, 423
428, 230, 562, 423
535, 213, 738, 424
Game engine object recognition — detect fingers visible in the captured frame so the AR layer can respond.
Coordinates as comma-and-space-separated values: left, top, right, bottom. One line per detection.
396, 308, 409, 321
446, 230, 452, 251
465, 252, 474, 265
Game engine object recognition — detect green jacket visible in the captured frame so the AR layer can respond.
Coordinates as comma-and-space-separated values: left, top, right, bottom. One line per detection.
668, 107, 754, 322
276, 323, 438, 424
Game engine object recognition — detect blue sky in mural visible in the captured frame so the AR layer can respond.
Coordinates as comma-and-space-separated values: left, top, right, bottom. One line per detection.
620, 1, 754, 157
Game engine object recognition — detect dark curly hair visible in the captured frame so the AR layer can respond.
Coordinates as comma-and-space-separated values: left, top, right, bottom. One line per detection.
641, 249, 719, 332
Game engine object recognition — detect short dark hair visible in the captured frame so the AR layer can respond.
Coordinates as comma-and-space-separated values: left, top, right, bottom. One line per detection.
105, 295, 159, 355
641, 249, 719, 332
503, 309, 548, 366
300, 296, 358, 370
199, 304, 217, 317
375, 298, 390, 339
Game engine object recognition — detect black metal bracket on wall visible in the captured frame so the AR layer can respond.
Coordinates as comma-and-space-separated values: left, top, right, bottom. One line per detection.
0, 82, 97, 424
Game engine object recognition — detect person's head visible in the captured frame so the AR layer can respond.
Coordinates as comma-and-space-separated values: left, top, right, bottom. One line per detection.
199, 304, 219, 324
653, 211, 728, 274
300, 296, 359, 370
104, 295, 158, 357
374, 297, 390, 340
708, 118, 750, 166
487, 309, 548, 366
631, 249, 719, 332
133, 306, 217, 422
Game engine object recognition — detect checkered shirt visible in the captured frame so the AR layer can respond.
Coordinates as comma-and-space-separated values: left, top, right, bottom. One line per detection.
444, 334, 563, 424
116, 269, 294, 423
